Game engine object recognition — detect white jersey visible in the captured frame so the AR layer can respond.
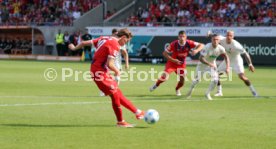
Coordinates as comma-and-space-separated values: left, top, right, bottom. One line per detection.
217, 36, 245, 74
219, 36, 246, 61
199, 43, 226, 65
114, 45, 127, 69
195, 43, 225, 80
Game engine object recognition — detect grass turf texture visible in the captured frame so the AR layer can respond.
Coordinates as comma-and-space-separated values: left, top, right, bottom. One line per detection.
0, 60, 275, 149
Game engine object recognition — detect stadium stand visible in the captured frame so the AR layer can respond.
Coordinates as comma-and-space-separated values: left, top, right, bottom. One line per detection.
124, 0, 276, 27
0, 0, 101, 26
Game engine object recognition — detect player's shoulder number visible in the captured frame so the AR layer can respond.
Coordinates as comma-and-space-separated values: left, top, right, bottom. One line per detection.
96, 36, 113, 51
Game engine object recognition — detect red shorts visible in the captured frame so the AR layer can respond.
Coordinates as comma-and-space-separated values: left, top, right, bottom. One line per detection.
91, 69, 118, 96
164, 63, 186, 76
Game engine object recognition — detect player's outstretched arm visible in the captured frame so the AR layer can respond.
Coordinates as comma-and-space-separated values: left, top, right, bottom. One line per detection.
121, 48, 129, 69
69, 40, 92, 51
242, 51, 255, 72
199, 55, 216, 68
163, 50, 183, 65
191, 43, 204, 56
68, 43, 76, 51
221, 53, 230, 74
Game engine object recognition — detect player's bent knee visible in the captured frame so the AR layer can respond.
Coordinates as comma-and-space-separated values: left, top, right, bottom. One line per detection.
213, 79, 219, 85
238, 74, 248, 81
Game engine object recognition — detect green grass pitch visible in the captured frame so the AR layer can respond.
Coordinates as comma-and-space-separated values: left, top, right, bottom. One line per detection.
0, 60, 275, 149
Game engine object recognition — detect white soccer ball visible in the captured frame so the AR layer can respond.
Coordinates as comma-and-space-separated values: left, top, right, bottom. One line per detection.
144, 109, 159, 124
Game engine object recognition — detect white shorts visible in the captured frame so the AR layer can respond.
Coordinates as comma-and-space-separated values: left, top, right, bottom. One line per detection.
217, 57, 244, 74
194, 64, 218, 81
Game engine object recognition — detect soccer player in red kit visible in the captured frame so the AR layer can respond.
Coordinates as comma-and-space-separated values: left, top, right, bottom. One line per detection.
149, 30, 204, 96
70, 28, 144, 127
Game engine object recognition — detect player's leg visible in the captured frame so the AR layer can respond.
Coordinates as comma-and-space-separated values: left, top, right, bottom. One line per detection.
175, 75, 184, 96
149, 67, 172, 92
149, 72, 168, 91
235, 59, 258, 97
238, 73, 258, 97
109, 91, 135, 127
205, 68, 219, 100
215, 61, 227, 96
186, 65, 203, 98
93, 72, 134, 127
109, 91, 123, 122
175, 68, 186, 96
116, 89, 145, 119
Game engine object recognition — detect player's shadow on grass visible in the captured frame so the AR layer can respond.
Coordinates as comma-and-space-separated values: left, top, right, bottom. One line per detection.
1, 124, 149, 129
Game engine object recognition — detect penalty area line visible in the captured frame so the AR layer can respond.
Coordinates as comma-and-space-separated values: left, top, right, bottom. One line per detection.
0, 97, 263, 107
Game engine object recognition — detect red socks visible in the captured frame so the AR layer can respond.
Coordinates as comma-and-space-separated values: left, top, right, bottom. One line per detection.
110, 91, 123, 122
156, 74, 167, 86
117, 90, 137, 113
110, 89, 138, 122
175, 81, 184, 90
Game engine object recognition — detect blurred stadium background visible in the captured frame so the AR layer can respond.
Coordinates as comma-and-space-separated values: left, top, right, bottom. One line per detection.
0, 0, 276, 149
0, 0, 275, 64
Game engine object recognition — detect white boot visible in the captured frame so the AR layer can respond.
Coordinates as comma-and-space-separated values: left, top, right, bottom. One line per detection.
186, 88, 194, 99
205, 93, 213, 100
99, 91, 105, 97
186, 80, 199, 99
149, 84, 157, 92
214, 85, 223, 96
214, 92, 223, 97
176, 90, 181, 96
249, 85, 259, 97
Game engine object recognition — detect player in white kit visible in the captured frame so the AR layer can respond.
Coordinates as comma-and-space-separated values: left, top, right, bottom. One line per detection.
110, 28, 129, 84
186, 34, 230, 100
208, 30, 258, 97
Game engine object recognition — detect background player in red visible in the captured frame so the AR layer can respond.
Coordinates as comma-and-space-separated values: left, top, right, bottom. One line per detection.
149, 30, 204, 96
70, 28, 144, 128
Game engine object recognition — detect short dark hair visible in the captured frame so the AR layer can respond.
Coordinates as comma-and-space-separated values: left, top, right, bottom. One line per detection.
211, 34, 219, 38
178, 30, 186, 35
112, 28, 118, 34
117, 28, 133, 38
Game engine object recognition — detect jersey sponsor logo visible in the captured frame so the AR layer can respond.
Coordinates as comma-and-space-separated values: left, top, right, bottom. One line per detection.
209, 55, 217, 59
226, 48, 233, 54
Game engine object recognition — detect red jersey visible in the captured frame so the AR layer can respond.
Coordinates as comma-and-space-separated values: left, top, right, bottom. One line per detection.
90, 36, 110, 49
166, 39, 198, 67
91, 36, 120, 72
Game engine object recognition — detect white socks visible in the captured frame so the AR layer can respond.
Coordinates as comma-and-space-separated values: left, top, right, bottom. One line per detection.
206, 81, 217, 95
217, 85, 222, 93
249, 85, 256, 92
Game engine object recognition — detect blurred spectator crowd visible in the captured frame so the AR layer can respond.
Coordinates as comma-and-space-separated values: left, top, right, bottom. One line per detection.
0, 0, 101, 26
124, 0, 276, 27
0, 37, 32, 54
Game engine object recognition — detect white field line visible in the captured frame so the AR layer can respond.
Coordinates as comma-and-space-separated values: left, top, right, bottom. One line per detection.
0, 96, 263, 107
